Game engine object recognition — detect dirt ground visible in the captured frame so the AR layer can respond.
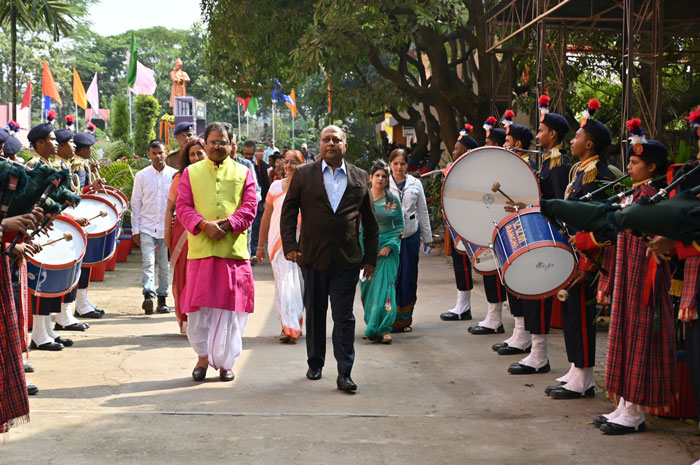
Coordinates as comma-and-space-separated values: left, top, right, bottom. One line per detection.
3, 249, 699, 464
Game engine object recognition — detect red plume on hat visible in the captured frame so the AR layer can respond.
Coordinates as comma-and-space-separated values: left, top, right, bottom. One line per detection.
483, 116, 498, 137
86, 122, 97, 134
464, 124, 473, 133
46, 109, 57, 123
538, 93, 550, 122
581, 98, 601, 127
685, 107, 700, 128
65, 114, 75, 130
6, 121, 20, 135
626, 118, 646, 151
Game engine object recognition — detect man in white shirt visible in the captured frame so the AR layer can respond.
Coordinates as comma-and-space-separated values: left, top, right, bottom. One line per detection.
263, 139, 278, 164
131, 140, 178, 314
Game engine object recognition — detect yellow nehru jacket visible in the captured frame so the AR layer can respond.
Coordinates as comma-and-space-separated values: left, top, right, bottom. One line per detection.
186, 157, 249, 260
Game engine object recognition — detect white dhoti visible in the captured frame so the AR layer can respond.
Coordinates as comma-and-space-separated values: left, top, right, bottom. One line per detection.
186, 307, 248, 371
270, 250, 304, 339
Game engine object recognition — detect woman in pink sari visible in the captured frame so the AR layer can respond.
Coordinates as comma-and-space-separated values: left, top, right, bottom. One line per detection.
165, 137, 206, 334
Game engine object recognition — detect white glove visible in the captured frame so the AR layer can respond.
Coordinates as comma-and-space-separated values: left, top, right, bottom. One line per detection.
421, 243, 432, 255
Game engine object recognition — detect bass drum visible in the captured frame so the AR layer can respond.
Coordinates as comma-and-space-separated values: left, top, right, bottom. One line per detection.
442, 146, 540, 247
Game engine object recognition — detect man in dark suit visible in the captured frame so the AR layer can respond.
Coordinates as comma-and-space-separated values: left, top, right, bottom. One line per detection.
281, 125, 379, 393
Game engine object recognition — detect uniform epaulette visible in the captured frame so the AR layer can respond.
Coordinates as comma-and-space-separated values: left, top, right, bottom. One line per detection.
547, 145, 563, 168
72, 158, 86, 170
578, 155, 599, 185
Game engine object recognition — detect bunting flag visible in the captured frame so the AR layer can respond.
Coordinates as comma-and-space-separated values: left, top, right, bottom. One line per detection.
126, 33, 138, 88
73, 68, 88, 110
285, 89, 297, 118
42, 59, 62, 106
86, 73, 100, 112
247, 97, 258, 116
20, 81, 32, 110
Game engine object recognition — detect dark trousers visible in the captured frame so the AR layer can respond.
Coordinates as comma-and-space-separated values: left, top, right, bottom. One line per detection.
450, 239, 473, 292
250, 202, 264, 254
561, 280, 597, 368
514, 295, 552, 335
687, 292, 700, 419
483, 274, 507, 304
78, 267, 91, 289
301, 265, 360, 376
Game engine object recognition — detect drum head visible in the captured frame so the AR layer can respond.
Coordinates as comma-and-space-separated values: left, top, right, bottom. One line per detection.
29, 217, 86, 266
501, 246, 576, 298
64, 196, 119, 236
473, 247, 498, 274
442, 147, 540, 247
91, 191, 125, 216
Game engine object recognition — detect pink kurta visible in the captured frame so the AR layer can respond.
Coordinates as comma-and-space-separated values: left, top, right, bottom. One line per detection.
175, 165, 257, 314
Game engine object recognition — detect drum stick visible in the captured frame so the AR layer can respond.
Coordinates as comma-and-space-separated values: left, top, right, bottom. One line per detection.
557, 276, 583, 302
491, 182, 515, 203
40, 231, 73, 247
86, 209, 108, 222
421, 169, 444, 178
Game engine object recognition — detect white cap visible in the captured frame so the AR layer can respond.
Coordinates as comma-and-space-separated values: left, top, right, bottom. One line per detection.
301, 143, 308, 149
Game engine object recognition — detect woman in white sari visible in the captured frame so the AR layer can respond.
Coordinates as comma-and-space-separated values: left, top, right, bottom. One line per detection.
256, 150, 305, 342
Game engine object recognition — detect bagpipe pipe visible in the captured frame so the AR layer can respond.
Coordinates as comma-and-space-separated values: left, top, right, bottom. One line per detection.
540, 160, 700, 245
2, 160, 82, 257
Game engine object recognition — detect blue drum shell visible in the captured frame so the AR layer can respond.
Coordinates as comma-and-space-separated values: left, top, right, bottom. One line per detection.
26, 261, 82, 297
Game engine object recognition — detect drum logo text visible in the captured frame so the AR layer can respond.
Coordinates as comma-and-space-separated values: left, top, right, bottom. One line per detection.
536, 262, 554, 271
505, 219, 527, 250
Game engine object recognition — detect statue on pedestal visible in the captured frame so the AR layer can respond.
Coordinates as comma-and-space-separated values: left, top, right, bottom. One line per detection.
169, 58, 190, 108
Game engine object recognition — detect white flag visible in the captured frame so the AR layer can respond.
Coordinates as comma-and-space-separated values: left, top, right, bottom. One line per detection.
86, 73, 100, 112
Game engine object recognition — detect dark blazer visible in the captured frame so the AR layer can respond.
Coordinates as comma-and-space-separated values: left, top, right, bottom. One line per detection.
281, 159, 379, 270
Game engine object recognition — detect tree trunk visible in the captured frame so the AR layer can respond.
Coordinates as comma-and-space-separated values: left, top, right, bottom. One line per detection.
10, 6, 17, 121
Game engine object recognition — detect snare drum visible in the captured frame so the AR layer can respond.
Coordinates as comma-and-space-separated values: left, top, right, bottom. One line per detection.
442, 147, 540, 247
449, 228, 498, 275
447, 227, 468, 254
90, 189, 126, 218
87, 186, 129, 211
26, 216, 87, 297
63, 195, 120, 265
492, 207, 576, 299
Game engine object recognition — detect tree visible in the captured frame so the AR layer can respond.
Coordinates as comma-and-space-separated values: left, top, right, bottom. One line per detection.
133, 94, 160, 155
0, 0, 77, 120
110, 94, 129, 143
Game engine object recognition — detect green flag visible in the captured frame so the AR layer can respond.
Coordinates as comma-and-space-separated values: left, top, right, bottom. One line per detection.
247, 97, 258, 115
126, 33, 138, 88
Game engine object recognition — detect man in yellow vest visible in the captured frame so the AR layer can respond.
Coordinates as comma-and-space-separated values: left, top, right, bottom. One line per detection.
175, 122, 257, 382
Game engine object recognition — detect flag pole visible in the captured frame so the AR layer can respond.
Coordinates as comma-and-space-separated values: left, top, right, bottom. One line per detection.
128, 89, 133, 139
246, 113, 249, 138
272, 100, 275, 144
75, 102, 79, 132
237, 101, 241, 141
292, 115, 295, 150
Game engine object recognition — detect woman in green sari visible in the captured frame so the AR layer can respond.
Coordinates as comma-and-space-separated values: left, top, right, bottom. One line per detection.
360, 160, 404, 344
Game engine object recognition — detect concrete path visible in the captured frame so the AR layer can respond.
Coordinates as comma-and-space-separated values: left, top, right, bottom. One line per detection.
4, 250, 699, 464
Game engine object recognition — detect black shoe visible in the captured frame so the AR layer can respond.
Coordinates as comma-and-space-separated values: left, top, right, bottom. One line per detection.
600, 421, 646, 435
337, 375, 357, 392
492, 342, 508, 352
27, 384, 39, 396
545, 382, 565, 395
54, 322, 89, 331
592, 415, 610, 427
30, 340, 63, 351
54, 336, 73, 347
498, 345, 531, 355
24, 361, 35, 373
508, 362, 550, 375
306, 367, 322, 380
143, 297, 154, 315
219, 369, 235, 382
192, 366, 207, 382
440, 310, 472, 321
156, 296, 171, 314
76, 310, 103, 319
550, 386, 595, 399
469, 324, 505, 335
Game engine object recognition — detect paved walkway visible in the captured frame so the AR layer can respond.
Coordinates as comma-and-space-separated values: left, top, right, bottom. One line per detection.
4, 250, 699, 464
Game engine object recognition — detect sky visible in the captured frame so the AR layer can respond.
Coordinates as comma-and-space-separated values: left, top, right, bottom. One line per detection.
88, 0, 203, 36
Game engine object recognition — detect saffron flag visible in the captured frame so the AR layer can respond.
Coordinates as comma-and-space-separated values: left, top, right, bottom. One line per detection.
86, 73, 100, 112
42, 60, 62, 106
285, 89, 297, 119
73, 68, 88, 110
20, 81, 32, 110
126, 33, 138, 88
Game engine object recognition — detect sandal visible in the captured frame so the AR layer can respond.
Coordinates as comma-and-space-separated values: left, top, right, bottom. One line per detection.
279, 331, 292, 343
392, 325, 412, 333
380, 334, 392, 344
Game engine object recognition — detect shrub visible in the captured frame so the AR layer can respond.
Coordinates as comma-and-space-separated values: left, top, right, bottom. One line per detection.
133, 95, 161, 155
110, 95, 130, 143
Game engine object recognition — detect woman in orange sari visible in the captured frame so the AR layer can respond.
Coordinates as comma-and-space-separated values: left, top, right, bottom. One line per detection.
165, 137, 206, 334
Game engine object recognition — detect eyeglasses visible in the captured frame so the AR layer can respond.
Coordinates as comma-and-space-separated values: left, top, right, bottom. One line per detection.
284, 160, 301, 165
207, 140, 229, 147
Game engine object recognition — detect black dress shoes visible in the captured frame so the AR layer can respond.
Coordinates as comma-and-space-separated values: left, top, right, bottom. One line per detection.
78, 310, 103, 319
492, 342, 508, 351
30, 340, 63, 351
600, 421, 646, 435
469, 324, 505, 335
27, 384, 39, 396
545, 382, 565, 395
550, 386, 595, 399
192, 366, 207, 381
440, 310, 472, 321
508, 362, 550, 375
592, 415, 610, 427
337, 375, 357, 393
143, 297, 154, 315
54, 322, 89, 331
54, 336, 73, 347
306, 367, 322, 380
219, 369, 235, 381
498, 345, 530, 355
